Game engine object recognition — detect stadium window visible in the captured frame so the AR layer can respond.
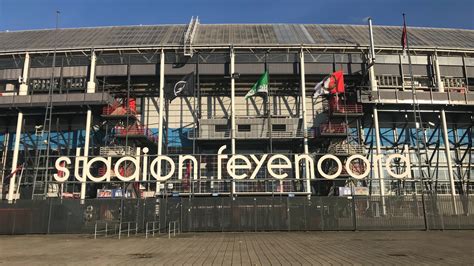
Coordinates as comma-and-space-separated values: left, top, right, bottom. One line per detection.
238, 125, 251, 132
215, 125, 228, 132
272, 124, 286, 132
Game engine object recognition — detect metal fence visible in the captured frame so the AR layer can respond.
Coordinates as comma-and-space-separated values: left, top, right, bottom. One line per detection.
0, 194, 473, 235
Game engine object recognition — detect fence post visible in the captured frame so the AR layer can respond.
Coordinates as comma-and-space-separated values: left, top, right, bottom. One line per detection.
47, 198, 53, 234
287, 197, 290, 232
320, 197, 325, 231
180, 198, 183, 233
118, 223, 122, 239
254, 197, 257, 232
145, 222, 149, 239
421, 191, 429, 231
351, 195, 357, 231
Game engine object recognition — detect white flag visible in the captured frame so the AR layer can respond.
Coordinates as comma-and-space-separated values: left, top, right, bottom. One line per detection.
313, 78, 329, 98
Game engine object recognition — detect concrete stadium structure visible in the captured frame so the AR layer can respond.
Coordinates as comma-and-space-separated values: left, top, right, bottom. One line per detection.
0, 19, 473, 233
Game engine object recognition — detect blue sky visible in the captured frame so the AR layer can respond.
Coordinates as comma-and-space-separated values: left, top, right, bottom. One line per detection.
0, 0, 473, 31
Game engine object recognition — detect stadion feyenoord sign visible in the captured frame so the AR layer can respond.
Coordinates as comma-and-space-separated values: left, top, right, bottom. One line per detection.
53, 145, 411, 183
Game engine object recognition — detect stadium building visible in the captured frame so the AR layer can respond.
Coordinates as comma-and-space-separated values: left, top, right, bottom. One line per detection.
0, 18, 473, 233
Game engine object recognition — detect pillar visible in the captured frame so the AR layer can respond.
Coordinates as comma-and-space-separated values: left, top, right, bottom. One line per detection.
81, 51, 96, 203
435, 53, 457, 214
8, 53, 30, 203
299, 50, 311, 195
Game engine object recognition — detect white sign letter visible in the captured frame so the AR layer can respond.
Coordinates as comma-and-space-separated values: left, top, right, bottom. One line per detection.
267, 154, 292, 179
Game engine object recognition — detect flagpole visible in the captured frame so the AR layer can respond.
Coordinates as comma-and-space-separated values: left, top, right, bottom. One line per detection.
230, 47, 236, 195
196, 53, 201, 193
404, 14, 457, 213
368, 17, 386, 215
193, 56, 198, 155
265, 53, 273, 154
404, 13, 426, 191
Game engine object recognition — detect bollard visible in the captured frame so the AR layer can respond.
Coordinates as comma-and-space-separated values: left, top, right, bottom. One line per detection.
127, 222, 130, 237
146, 223, 149, 239
94, 223, 97, 239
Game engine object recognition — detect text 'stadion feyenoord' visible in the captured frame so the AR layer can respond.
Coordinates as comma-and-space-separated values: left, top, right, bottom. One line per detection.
53, 145, 411, 182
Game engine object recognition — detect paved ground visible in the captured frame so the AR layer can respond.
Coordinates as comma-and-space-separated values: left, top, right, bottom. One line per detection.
0, 231, 473, 265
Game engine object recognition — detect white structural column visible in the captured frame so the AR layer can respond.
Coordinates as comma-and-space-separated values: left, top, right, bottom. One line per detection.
230, 48, 236, 194
435, 53, 458, 214
8, 53, 30, 203
19, 53, 30, 96
368, 18, 386, 215
81, 110, 92, 203
158, 49, 165, 156
81, 50, 97, 203
156, 49, 165, 194
299, 50, 309, 155
372, 108, 386, 214
440, 109, 457, 214
299, 50, 311, 195
87, 51, 97, 93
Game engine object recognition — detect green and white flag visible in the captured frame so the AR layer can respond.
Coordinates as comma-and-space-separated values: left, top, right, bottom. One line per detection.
245, 71, 269, 99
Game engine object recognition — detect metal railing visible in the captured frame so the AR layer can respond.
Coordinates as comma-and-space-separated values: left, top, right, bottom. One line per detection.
359, 86, 473, 105
328, 103, 363, 115
145, 221, 161, 239
187, 129, 305, 140
118, 222, 138, 239
94, 221, 120, 239
0, 90, 114, 107
113, 126, 158, 142
168, 221, 179, 239
99, 146, 135, 157
328, 143, 366, 155
102, 106, 137, 116
1, 194, 473, 235
313, 123, 348, 136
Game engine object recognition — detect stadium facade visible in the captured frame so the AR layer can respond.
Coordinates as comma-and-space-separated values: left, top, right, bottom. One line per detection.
0, 19, 473, 233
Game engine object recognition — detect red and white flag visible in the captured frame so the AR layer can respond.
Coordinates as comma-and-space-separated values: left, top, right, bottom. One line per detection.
401, 15, 408, 56
313, 70, 345, 98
